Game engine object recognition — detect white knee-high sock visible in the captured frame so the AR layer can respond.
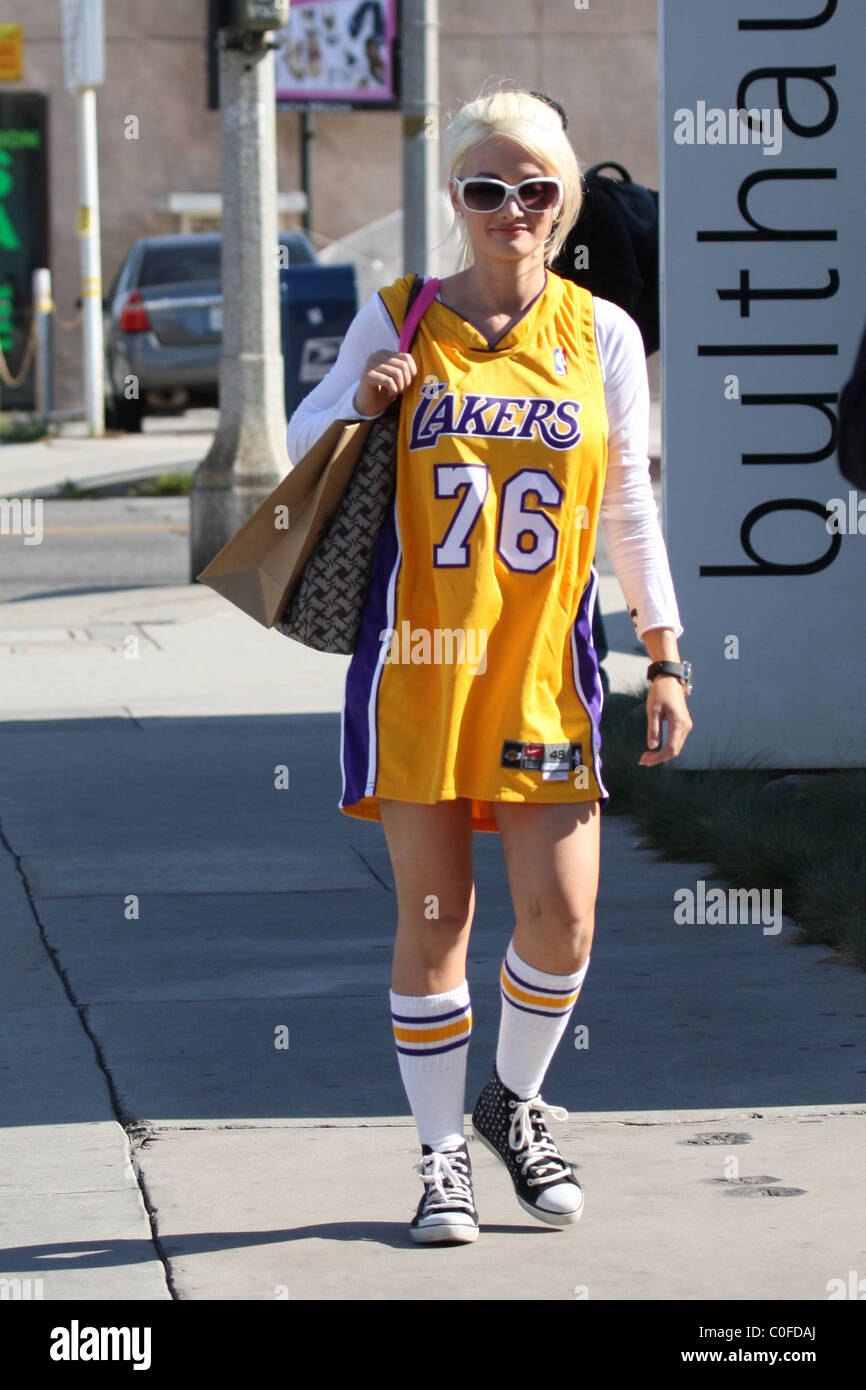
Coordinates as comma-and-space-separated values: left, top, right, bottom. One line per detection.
496, 941, 589, 1100
390, 981, 472, 1151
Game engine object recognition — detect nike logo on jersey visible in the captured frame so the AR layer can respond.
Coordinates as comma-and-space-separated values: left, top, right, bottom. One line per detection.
409, 391, 583, 452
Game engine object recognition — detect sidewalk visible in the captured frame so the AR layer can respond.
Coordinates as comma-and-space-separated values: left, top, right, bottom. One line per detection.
0, 412, 216, 499
0, 432, 864, 1301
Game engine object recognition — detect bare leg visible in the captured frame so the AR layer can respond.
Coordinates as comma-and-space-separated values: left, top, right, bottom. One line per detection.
379, 796, 475, 995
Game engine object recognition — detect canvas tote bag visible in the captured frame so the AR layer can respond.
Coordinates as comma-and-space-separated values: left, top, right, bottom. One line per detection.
196, 273, 439, 651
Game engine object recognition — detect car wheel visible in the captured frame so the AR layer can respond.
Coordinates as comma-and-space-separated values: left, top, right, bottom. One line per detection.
113, 391, 144, 432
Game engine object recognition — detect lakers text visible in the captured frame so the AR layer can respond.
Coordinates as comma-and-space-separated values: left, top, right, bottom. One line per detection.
379, 623, 488, 674
674, 880, 782, 935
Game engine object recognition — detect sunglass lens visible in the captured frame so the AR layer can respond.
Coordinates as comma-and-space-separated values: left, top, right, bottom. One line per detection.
519, 180, 558, 210
462, 181, 504, 212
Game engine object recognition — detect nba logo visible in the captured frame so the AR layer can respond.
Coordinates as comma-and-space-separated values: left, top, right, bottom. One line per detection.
553, 348, 567, 376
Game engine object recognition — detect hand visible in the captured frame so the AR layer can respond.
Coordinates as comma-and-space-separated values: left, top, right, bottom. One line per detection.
639, 676, 693, 766
353, 350, 417, 416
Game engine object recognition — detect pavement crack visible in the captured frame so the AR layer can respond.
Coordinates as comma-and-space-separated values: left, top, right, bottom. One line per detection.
0, 815, 178, 1301
350, 844, 392, 890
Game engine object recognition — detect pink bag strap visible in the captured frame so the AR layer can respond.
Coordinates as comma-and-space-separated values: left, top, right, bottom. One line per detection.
398, 274, 440, 352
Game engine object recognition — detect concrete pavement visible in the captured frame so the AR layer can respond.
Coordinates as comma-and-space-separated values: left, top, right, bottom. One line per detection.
0, 427, 864, 1302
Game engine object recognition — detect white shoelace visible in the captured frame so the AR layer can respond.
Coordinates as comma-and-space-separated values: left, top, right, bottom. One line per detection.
414, 1150, 475, 1212
508, 1097, 573, 1188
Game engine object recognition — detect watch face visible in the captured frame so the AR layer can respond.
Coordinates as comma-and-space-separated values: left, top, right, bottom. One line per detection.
683, 661, 693, 694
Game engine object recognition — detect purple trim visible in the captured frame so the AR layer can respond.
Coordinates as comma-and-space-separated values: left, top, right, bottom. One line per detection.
395, 1036, 471, 1057
504, 958, 578, 996
391, 1003, 471, 1026
436, 268, 549, 351
500, 989, 573, 1019
571, 568, 608, 800
340, 496, 401, 809
379, 289, 399, 337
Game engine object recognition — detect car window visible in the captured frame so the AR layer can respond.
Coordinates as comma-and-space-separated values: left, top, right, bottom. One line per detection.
137, 242, 222, 287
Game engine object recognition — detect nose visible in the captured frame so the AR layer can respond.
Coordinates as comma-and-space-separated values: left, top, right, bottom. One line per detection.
500, 194, 524, 218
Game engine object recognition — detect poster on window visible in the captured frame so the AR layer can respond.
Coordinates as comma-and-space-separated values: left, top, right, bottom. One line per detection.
275, 0, 398, 110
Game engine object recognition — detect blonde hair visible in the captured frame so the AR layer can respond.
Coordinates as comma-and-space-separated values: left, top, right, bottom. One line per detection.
445, 88, 582, 267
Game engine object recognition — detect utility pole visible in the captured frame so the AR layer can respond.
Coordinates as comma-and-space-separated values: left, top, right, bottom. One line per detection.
401, 0, 440, 278
190, 2, 289, 580
60, 0, 105, 437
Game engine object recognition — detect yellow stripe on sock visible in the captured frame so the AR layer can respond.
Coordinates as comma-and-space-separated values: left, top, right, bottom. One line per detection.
392, 1012, 472, 1045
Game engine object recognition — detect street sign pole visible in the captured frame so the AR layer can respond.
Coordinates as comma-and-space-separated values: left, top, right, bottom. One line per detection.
401, 0, 439, 278
60, 0, 105, 437
76, 84, 104, 436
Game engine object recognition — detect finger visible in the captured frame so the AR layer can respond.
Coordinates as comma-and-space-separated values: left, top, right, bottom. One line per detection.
366, 364, 406, 394
646, 703, 662, 752
662, 713, 693, 760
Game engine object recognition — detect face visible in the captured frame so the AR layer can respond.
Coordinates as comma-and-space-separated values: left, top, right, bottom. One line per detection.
449, 136, 562, 267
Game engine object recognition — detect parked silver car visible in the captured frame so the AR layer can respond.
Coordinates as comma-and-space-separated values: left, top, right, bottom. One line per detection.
103, 231, 317, 431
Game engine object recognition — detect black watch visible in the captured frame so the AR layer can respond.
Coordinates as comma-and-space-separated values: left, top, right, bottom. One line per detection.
647, 660, 692, 695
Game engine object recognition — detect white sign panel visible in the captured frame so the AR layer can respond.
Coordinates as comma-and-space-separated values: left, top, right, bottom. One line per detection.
659, 0, 866, 769
60, 0, 105, 92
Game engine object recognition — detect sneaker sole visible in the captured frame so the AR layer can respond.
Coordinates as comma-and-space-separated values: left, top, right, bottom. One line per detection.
409, 1221, 479, 1245
472, 1125, 584, 1226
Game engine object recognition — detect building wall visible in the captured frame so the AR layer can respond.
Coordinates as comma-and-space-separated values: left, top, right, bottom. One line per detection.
0, 0, 658, 409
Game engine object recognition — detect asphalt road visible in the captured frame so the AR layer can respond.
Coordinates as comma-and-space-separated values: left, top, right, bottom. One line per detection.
0, 497, 191, 604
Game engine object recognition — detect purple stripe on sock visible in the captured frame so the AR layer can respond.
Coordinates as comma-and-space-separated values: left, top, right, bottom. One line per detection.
504, 957, 579, 997
500, 988, 573, 1020
391, 1003, 471, 1026
395, 1036, 471, 1058
340, 496, 401, 808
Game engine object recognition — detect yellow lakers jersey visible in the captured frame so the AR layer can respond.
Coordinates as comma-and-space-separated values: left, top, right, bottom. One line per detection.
340, 270, 610, 833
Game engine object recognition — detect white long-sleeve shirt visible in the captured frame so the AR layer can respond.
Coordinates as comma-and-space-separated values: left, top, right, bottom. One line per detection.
286, 281, 683, 639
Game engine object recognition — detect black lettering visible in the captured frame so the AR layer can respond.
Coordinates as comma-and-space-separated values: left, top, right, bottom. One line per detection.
740, 392, 838, 463
699, 343, 837, 356
717, 268, 839, 317
700, 498, 841, 575
697, 168, 837, 242
737, 67, 837, 138
739, 0, 837, 31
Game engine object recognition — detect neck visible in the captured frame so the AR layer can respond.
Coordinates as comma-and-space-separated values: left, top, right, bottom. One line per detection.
463, 254, 548, 314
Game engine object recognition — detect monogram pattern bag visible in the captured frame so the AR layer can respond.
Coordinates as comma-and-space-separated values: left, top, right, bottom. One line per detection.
274, 273, 439, 654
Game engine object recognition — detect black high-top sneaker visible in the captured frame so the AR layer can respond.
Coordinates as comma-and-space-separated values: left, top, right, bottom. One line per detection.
472, 1068, 583, 1225
409, 1140, 479, 1244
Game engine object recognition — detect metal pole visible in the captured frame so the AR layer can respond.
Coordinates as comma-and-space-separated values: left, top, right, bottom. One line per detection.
189, 29, 288, 580
401, 0, 440, 278
76, 85, 104, 436
33, 267, 53, 423
300, 110, 313, 234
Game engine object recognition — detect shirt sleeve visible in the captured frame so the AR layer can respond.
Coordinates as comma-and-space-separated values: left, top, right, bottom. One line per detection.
593, 296, 684, 640
285, 291, 399, 464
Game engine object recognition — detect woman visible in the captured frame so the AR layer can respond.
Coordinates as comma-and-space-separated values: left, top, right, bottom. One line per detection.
287, 88, 692, 1244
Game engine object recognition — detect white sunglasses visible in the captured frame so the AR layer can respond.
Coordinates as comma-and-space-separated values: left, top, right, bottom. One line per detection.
453, 176, 563, 215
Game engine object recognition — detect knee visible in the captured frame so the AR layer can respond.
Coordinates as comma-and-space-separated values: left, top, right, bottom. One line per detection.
519, 898, 595, 966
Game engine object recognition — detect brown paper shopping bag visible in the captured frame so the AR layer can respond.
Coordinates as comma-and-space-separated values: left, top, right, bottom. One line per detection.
196, 416, 374, 628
